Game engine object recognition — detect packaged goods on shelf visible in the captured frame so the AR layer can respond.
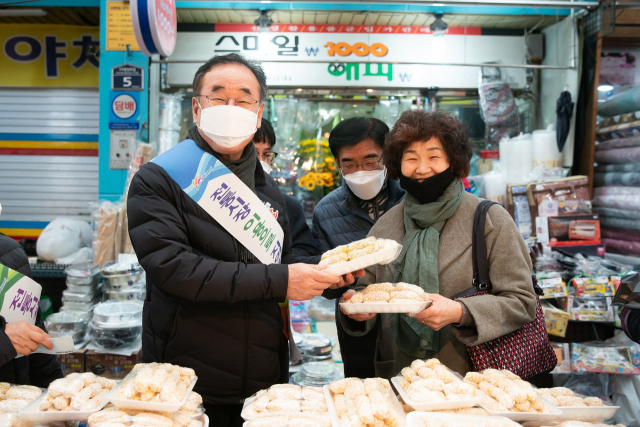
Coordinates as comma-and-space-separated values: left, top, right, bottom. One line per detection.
573, 277, 616, 297
539, 278, 568, 299
542, 302, 570, 338
568, 296, 615, 322
572, 343, 640, 374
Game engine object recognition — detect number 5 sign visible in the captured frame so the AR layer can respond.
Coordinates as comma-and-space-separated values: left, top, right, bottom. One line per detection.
112, 64, 144, 90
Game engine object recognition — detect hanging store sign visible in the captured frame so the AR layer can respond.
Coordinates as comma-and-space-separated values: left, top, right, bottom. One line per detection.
167, 24, 527, 89
131, 0, 177, 57
0, 24, 99, 87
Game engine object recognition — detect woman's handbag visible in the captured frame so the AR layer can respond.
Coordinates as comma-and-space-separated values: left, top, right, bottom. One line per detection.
452, 200, 557, 379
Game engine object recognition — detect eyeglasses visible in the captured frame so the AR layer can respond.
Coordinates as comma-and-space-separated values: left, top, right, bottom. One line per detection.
257, 152, 278, 163
340, 157, 383, 175
195, 92, 260, 110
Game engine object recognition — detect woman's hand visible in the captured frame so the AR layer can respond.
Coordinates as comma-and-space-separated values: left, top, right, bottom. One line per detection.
339, 289, 376, 322
414, 294, 464, 331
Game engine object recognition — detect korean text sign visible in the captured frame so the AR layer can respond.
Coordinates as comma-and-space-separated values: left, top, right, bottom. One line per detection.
0, 263, 42, 325
0, 24, 99, 87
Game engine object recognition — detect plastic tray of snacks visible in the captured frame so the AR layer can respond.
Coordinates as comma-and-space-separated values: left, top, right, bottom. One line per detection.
20, 392, 109, 422
406, 411, 521, 427
479, 394, 562, 422
107, 375, 197, 412
324, 244, 402, 277
391, 371, 482, 411
323, 381, 406, 427
341, 300, 431, 315
241, 385, 330, 421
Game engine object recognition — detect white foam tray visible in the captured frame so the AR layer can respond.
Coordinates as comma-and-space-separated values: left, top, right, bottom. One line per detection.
19, 392, 109, 422
106, 375, 197, 413
391, 374, 482, 411
323, 382, 407, 427
324, 244, 402, 276
479, 393, 562, 422
407, 411, 521, 427
341, 300, 431, 315
556, 403, 619, 420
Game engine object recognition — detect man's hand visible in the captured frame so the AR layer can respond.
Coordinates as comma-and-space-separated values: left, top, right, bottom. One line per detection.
287, 264, 340, 301
329, 269, 365, 289
339, 289, 376, 322
414, 294, 464, 331
4, 321, 53, 356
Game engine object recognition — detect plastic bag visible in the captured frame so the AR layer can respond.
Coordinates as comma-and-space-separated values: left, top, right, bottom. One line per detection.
478, 66, 520, 149
55, 247, 93, 265
90, 201, 122, 266
562, 373, 611, 403
36, 218, 93, 262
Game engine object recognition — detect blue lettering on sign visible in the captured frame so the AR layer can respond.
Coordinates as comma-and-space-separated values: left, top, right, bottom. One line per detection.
4, 36, 41, 62
305, 47, 319, 56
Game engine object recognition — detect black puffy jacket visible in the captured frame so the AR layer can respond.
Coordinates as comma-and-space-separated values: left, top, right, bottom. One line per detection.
283, 194, 320, 259
311, 179, 404, 378
0, 234, 63, 387
127, 140, 300, 406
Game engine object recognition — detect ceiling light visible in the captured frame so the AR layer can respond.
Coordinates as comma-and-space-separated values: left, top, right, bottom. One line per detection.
296, 88, 303, 92
598, 85, 614, 92
430, 13, 448, 37
366, 89, 374, 93
0, 8, 47, 17
254, 10, 273, 32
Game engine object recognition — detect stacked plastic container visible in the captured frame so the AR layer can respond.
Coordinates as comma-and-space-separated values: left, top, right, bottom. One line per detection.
100, 261, 146, 302
89, 301, 143, 350
61, 263, 102, 315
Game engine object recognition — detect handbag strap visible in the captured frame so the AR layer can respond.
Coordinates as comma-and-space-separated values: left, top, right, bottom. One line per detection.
454, 200, 496, 299
454, 199, 544, 299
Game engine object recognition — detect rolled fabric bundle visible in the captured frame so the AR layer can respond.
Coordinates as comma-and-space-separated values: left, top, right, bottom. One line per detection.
594, 207, 640, 220
596, 163, 640, 173
600, 217, 640, 232
594, 186, 640, 197
594, 146, 640, 164
602, 238, 640, 256
602, 228, 640, 242
596, 136, 640, 151
598, 85, 640, 118
593, 195, 640, 210
594, 172, 640, 187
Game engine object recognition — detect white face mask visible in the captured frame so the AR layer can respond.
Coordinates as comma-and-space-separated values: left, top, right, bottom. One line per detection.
260, 160, 271, 174
197, 103, 259, 148
343, 167, 386, 201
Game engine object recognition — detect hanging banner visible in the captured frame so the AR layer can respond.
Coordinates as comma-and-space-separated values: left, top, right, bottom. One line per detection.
167, 24, 527, 89
0, 24, 99, 87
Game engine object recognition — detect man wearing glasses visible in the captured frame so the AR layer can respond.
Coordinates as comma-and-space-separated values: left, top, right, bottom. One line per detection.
312, 117, 405, 380
127, 54, 359, 427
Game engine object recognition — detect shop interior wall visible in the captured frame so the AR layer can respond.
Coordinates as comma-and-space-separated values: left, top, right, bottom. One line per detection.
541, 16, 581, 168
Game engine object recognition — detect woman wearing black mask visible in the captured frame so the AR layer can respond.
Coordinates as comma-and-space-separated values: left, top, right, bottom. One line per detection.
338, 110, 537, 377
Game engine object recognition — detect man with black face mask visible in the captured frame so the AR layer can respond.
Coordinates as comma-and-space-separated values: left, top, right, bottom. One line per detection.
312, 117, 405, 379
